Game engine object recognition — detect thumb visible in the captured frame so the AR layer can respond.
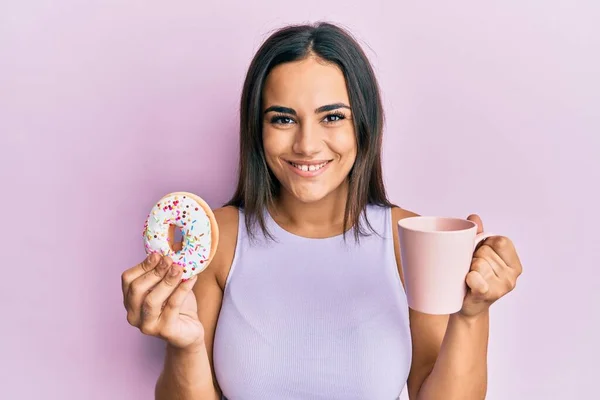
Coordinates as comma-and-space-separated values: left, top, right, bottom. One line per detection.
467, 214, 484, 234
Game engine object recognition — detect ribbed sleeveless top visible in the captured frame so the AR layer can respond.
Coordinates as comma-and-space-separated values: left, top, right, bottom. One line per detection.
213, 204, 412, 399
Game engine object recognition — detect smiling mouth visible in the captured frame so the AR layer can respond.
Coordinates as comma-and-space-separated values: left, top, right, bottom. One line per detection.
286, 160, 332, 172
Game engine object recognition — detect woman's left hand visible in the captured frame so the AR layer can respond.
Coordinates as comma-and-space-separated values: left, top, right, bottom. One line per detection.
459, 214, 523, 318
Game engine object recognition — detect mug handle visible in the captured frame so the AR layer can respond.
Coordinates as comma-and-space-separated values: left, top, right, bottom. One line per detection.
473, 232, 495, 251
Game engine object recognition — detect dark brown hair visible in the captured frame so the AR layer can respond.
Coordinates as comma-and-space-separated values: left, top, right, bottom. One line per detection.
225, 21, 394, 241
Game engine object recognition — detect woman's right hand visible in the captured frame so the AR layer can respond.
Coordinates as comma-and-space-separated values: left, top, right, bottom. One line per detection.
121, 253, 204, 350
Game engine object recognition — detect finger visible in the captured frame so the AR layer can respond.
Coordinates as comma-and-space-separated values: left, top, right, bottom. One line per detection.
140, 264, 184, 325
470, 256, 499, 282
121, 253, 160, 300
161, 275, 198, 325
485, 236, 522, 274
474, 244, 507, 278
465, 270, 489, 297
467, 214, 484, 234
126, 257, 173, 326
479, 239, 520, 292
164, 275, 197, 312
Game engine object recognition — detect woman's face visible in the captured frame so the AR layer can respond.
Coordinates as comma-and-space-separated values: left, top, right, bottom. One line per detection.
262, 56, 357, 204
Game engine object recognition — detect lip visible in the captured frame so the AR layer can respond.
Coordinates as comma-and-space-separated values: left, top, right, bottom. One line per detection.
284, 159, 332, 178
285, 159, 331, 165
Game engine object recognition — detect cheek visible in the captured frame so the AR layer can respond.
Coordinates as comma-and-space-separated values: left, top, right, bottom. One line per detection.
262, 130, 282, 159
329, 129, 357, 163
262, 129, 291, 172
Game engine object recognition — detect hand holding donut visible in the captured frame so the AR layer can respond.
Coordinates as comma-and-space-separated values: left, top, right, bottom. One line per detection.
459, 214, 523, 318
121, 253, 204, 349
121, 192, 219, 349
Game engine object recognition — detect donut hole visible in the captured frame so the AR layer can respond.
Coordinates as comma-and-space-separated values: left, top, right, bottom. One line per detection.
168, 225, 185, 252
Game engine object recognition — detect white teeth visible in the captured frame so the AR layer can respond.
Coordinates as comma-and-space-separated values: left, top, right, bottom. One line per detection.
291, 162, 328, 172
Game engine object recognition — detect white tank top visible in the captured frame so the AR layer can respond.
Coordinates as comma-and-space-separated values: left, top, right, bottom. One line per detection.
213, 205, 412, 399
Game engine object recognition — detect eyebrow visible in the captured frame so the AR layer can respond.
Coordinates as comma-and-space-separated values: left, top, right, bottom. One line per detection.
263, 103, 351, 115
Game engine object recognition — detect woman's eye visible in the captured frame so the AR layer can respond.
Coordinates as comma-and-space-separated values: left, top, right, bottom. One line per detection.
324, 113, 345, 123
269, 113, 346, 125
271, 116, 295, 125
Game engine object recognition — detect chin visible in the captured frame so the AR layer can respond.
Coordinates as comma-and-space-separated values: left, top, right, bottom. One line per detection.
287, 183, 339, 204
294, 192, 329, 204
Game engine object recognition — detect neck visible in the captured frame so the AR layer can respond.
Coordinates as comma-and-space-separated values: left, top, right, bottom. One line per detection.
271, 181, 349, 235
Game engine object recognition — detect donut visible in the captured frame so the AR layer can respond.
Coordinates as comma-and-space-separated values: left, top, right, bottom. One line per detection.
142, 192, 219, 280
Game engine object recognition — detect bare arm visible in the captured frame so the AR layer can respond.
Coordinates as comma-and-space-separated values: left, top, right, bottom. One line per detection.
412, 310, 488, 400
405, 308, 488, 400
156, 340, 220, 400
155, 206, 239, 400
391, 207, 489, 400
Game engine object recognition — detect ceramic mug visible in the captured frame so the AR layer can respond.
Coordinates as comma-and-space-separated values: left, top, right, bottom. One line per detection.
397, 216, 495, 315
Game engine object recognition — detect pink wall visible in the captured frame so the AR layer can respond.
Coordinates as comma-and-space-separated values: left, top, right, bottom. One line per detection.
2, 1, 598, 399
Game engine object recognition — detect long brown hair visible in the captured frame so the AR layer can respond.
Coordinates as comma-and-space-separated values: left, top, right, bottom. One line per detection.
225, 22, 394, 242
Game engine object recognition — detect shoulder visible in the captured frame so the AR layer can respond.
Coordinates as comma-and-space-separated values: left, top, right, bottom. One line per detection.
213, 205, 239, 227
365, 204, 418, 222
391, 205, 420, 223
389, 206, 420, 287
206, 206, 240, 290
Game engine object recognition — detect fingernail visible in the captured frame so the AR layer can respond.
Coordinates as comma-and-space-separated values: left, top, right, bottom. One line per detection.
170, 266, 179, 276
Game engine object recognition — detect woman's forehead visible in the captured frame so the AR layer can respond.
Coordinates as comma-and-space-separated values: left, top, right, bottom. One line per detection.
263, 58, 349, 110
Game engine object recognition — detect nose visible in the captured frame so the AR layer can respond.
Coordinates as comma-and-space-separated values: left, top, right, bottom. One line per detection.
292, 122, 322, 156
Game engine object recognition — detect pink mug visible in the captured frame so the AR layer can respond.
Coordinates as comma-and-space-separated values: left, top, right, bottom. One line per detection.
397, 216, 495, 315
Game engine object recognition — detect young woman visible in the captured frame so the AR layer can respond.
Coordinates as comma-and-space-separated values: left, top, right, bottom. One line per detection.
121, 22, 523, 400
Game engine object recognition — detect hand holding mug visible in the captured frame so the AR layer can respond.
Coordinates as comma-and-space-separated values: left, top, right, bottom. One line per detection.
398, 214, 523, 315
459, 214, 523, 318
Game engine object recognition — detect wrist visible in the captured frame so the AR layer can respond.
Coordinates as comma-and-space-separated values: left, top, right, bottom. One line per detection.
158, 341, 216, 400
454, 308, 490, 326
168, 337, 206, 355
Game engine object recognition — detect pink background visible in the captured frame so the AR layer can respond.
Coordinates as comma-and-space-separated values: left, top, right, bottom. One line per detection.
2, 1, 598, 399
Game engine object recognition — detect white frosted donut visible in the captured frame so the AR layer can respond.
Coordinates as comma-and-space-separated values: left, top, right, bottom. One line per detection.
142, 192, 219, 280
